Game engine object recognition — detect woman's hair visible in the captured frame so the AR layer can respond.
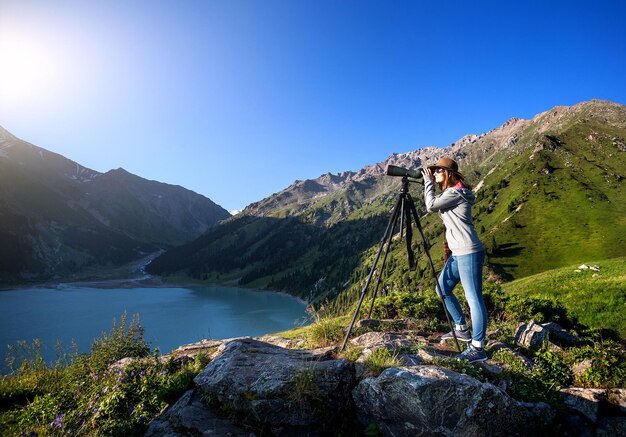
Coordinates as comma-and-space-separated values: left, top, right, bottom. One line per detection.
438, 169, 469, 190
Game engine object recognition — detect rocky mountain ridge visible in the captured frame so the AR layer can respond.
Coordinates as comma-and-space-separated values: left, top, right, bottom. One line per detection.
0, 126, 231, 283
148, 99, 626, 302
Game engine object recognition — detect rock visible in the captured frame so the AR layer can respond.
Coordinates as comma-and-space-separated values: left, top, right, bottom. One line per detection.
256, 335, 297, 349
352, 365, 553, 436
415, 346, 450, 363
167, 338, 225, 360
145, 389, 254, 437
560, 387, 607, 423
540, 322, 581, 345
486, 340, 536, 371
397, 353, 424, 367
515, 320, 549, 348
596, 417, 626, 436
608, 388, 626, 414
562, 412, 594, 437
349, 331, 415, 350
356, 318, 380, 329
193, 338, 356, 435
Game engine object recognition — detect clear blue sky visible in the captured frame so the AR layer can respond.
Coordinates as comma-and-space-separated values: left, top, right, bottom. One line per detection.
1, 0, 625, 212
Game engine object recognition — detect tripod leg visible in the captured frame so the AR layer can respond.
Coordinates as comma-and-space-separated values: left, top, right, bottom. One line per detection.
339, 194, 403, 352
366, 209, 399, 318
406, 194, 462, 352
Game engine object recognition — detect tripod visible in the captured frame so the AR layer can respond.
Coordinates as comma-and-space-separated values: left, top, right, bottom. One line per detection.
339, 175, 462, 352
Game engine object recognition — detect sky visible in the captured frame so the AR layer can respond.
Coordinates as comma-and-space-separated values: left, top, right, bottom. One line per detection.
1, 1, 625, 213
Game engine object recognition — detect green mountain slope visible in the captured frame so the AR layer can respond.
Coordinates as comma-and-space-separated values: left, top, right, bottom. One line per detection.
148, 100, 626, 303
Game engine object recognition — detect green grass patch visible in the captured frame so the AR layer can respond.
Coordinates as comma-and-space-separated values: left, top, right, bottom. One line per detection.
501, 257, 626, 336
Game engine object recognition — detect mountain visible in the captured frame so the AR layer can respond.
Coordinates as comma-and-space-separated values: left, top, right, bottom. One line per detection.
147, 100, 626, 303
0, 127, 231, 283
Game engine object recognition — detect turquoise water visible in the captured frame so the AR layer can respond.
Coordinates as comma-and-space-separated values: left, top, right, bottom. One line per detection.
0, 285, 309, 373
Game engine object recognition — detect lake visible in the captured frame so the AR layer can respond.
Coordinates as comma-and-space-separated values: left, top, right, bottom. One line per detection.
0, 285, 309, 374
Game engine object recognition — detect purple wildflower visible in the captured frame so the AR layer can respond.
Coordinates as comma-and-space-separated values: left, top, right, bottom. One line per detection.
103, 386, 108, 393
139, 371, 145, 377
117, 369, 122, 375
131, 371, 135, 377
49, 414, 64, 429
93, 408, 99, 413
139, 415, 144, 423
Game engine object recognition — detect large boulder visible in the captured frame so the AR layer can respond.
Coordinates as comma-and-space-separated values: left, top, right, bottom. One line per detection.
352, 365, 554, 436
193, 338, 356, 435
144, 389, 253, 437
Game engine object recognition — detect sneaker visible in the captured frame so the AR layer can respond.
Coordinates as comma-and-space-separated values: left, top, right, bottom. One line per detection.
457, 345, 488, 363
441, 329, 471, 342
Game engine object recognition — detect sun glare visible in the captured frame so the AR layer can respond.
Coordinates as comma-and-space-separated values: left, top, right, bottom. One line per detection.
0, 30, 62, 106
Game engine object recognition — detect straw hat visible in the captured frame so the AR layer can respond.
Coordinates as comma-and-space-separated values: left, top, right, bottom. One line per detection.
427, 157, 464, 180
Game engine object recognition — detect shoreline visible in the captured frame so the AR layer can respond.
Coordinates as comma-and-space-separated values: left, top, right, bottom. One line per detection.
2, 275, 311, 306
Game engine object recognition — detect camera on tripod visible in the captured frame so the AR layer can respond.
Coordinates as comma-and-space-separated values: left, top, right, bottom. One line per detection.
386, 165, 423, 179
340, 162, 461, 352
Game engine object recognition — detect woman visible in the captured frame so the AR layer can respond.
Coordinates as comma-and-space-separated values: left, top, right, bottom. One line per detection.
422, 157, 488, 363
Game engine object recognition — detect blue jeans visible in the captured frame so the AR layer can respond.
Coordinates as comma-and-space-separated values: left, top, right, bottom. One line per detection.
436, 250, 487, 345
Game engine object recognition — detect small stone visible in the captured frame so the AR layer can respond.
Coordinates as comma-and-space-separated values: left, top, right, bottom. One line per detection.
515, 320, 549, 348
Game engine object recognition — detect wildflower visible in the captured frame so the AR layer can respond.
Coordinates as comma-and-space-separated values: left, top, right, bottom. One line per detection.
81, 420, 85, 427
131, 371, 135, 377
93, 408, 99, 413
160, 370, 167, 375
128, 407, 134, 414
117, 369, 122, 375
139, 415, 144, 423
103, 386, 108, 393
78, 411, 83, 417
139, 371, 145, 377
88, 401, 93, 408
49, 414, 64, 429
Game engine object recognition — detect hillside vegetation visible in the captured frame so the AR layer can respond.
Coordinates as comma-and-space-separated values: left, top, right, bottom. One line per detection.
501, 258, 626, 337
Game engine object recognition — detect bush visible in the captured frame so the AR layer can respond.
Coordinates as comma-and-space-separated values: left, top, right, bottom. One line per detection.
89, 313, 151, 374
369, 291, 444, 321
567, 339, 626, 388
0, 314, 209, 437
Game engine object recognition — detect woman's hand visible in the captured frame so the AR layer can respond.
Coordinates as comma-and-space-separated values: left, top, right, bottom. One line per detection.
422, 168, 434, 180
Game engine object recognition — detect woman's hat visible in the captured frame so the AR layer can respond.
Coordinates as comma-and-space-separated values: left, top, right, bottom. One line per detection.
427, 157, 464, 179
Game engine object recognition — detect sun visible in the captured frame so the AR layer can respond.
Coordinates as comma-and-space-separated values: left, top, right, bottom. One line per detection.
0, 29, 62, 106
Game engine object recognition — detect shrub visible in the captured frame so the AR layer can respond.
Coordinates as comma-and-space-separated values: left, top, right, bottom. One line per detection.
567, 339, 626, 388
369, 291, 444, 321
0, 314, 210, 437
89, 312, 151, 374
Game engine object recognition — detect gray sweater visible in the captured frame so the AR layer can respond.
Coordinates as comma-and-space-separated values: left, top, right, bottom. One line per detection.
423, 177, 484, 256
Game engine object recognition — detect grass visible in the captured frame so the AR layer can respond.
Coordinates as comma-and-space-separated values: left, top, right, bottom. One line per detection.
501, 257, 626, 336
0, 314, 208, 437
